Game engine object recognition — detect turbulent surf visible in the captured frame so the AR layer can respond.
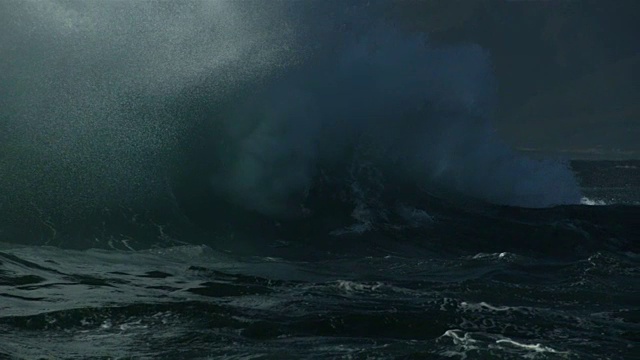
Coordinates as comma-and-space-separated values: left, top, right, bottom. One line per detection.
0, 1, 638, 359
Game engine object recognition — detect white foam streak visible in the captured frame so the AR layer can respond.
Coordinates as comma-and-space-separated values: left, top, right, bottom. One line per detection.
495, 338, 570, 356
440, 330, 572, 359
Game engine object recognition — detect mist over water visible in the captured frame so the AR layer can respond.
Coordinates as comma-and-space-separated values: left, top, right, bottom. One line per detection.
0, 0, 582, 221
1, 0, 308, 215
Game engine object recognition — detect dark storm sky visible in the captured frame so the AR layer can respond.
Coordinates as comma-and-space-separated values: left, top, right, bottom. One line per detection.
391, 0, 639, 159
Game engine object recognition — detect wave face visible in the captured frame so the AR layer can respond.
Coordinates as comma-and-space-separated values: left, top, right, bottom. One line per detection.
0, 1, 581, 222
209, 28, 582, 217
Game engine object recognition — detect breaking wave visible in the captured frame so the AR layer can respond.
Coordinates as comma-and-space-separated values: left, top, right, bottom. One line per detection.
0, 0, 582, 223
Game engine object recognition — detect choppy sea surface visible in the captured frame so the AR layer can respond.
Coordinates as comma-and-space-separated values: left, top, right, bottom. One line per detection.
1, 160, 638, 360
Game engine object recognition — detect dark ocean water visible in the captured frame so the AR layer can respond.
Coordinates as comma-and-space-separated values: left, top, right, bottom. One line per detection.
1, 2, 639, 359
1, 160, 639, 359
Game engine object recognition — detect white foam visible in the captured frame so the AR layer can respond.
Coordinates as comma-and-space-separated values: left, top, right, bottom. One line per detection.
335, 280, 383, 293
460, 301, 514, 312
440, 330, 571, 359
471, 252, 515, 261
495, 338, 570, 356
580, 197, 609, 206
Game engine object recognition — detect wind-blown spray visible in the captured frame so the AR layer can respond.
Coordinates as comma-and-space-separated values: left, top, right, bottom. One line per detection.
0, 0, 581, 224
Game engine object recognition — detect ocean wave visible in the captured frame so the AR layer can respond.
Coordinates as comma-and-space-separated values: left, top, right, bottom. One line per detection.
0, 0, 582, 226
203, 25, 582, 216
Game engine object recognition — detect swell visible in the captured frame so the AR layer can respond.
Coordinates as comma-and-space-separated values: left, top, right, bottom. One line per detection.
1, 176, 636, 258
1, 243, 638, 359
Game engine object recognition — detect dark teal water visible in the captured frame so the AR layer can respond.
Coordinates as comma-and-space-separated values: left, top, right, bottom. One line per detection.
1, 161, 638, 359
